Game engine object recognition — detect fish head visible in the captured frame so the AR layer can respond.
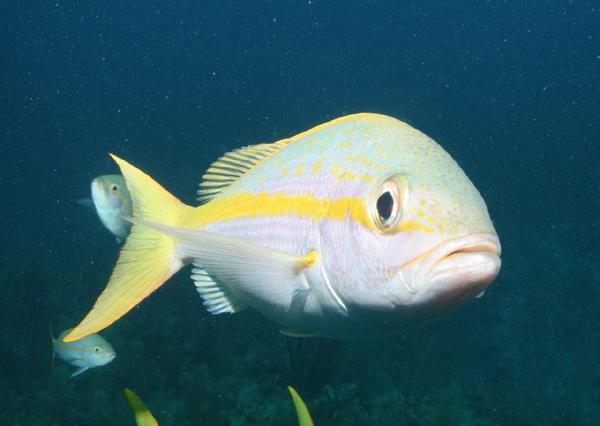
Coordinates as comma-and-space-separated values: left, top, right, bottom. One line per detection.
83, 335, 117, 367
320, 116, 501, 332
91, 174, 132, 238
91, 174, 131, 213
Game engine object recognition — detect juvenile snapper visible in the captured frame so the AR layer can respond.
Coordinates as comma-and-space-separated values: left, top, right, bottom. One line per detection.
91, 174, 132, 243
65, 113, 501, 342
52, 328, 116, 377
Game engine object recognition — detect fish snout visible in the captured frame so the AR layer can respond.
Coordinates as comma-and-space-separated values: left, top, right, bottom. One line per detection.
90, 179, 106, 204
100, 349, 117, 365
424, 233, 500, 306
396, 233, 501, 318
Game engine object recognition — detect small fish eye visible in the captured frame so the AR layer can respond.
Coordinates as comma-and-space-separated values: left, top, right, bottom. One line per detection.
93, 346, 100, 353
111, 184, 119, 192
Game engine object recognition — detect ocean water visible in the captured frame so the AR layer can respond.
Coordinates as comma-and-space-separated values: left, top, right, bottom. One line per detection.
1, 1, 598, 425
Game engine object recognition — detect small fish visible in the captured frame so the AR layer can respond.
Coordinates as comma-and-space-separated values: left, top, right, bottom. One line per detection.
51, 328, 116, 377
288, 386, 314, 426
64, 113, 501, 343
90, 174, 132, 243
124, 389, 159, 426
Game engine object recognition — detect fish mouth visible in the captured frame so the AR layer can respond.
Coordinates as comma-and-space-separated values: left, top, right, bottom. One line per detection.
91, 179, 120, 210
397, 233, 501, 318
428, 234, 501, 278
103, 353, 117, 364
90, 180, 106, 204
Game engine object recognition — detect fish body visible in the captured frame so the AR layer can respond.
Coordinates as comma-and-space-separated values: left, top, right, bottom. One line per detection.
65, 113, 501, 342
52, 328, 116, 377
91, 174, 132, 242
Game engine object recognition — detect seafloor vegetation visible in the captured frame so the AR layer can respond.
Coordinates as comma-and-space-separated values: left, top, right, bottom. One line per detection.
1, 215, 597, 425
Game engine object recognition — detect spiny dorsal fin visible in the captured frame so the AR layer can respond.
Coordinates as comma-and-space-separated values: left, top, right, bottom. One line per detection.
197, 140, 291, 203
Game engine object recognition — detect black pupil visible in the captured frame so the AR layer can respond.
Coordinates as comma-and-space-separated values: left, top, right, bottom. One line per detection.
376, 191, 394, 222
112, 185, 118, 191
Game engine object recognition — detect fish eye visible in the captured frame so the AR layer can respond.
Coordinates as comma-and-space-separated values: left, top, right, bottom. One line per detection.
93, 346, 100, 353
111, 184, 119, 192
370, 174, 408, 232
376, 191, 395, 223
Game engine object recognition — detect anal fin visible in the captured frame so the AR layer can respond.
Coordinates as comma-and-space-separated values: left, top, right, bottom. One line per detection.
280, 328, 319, 338
191, 263, 247, 314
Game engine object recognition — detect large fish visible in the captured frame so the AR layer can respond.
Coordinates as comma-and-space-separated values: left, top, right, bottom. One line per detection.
65, 113, 501, 342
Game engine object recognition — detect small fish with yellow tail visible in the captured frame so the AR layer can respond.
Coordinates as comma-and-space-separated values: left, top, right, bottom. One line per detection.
90, 174, 132, 243
124, 389, 159, 426
288, 386, 314, 426
51, 328, 116, 377
64, 113, 501, 343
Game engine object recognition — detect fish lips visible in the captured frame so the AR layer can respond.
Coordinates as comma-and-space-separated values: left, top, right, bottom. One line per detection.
91, 179, 111, 206
397, 233, 501, 319
98, 351, 117, 366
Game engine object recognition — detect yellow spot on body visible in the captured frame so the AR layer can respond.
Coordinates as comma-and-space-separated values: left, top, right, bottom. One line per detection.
311, 162, 322, 176
295, 164, 305, 177
397, 220, 435, 234
360, 174, 375, 184
331, 164, 343, 179
339, 140, 353, 150
279, 167, 289, 178
345, 155, 391, 174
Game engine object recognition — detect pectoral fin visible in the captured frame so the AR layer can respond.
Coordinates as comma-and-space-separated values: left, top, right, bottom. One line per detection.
132, 219, 318, 313
70, 366, 89, 378
280, 328, 319, 338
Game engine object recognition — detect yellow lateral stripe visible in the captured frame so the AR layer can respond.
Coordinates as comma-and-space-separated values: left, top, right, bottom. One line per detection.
182, 192, 435, 234
55, 345, 100, 354
183, 192, 373, 229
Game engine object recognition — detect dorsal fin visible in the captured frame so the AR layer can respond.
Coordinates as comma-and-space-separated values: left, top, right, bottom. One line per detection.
197, 140, 291, 203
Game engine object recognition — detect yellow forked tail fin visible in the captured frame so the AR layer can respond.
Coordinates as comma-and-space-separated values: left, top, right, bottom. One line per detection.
288, 386, 314, 426
124, 388, 159, 426
64, 155, 192, 342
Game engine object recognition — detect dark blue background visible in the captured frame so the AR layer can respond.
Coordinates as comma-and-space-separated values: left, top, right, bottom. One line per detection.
1, 1, 598, 424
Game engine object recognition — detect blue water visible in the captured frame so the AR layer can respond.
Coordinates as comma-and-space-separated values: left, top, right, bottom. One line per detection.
1, 1, 598, 424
